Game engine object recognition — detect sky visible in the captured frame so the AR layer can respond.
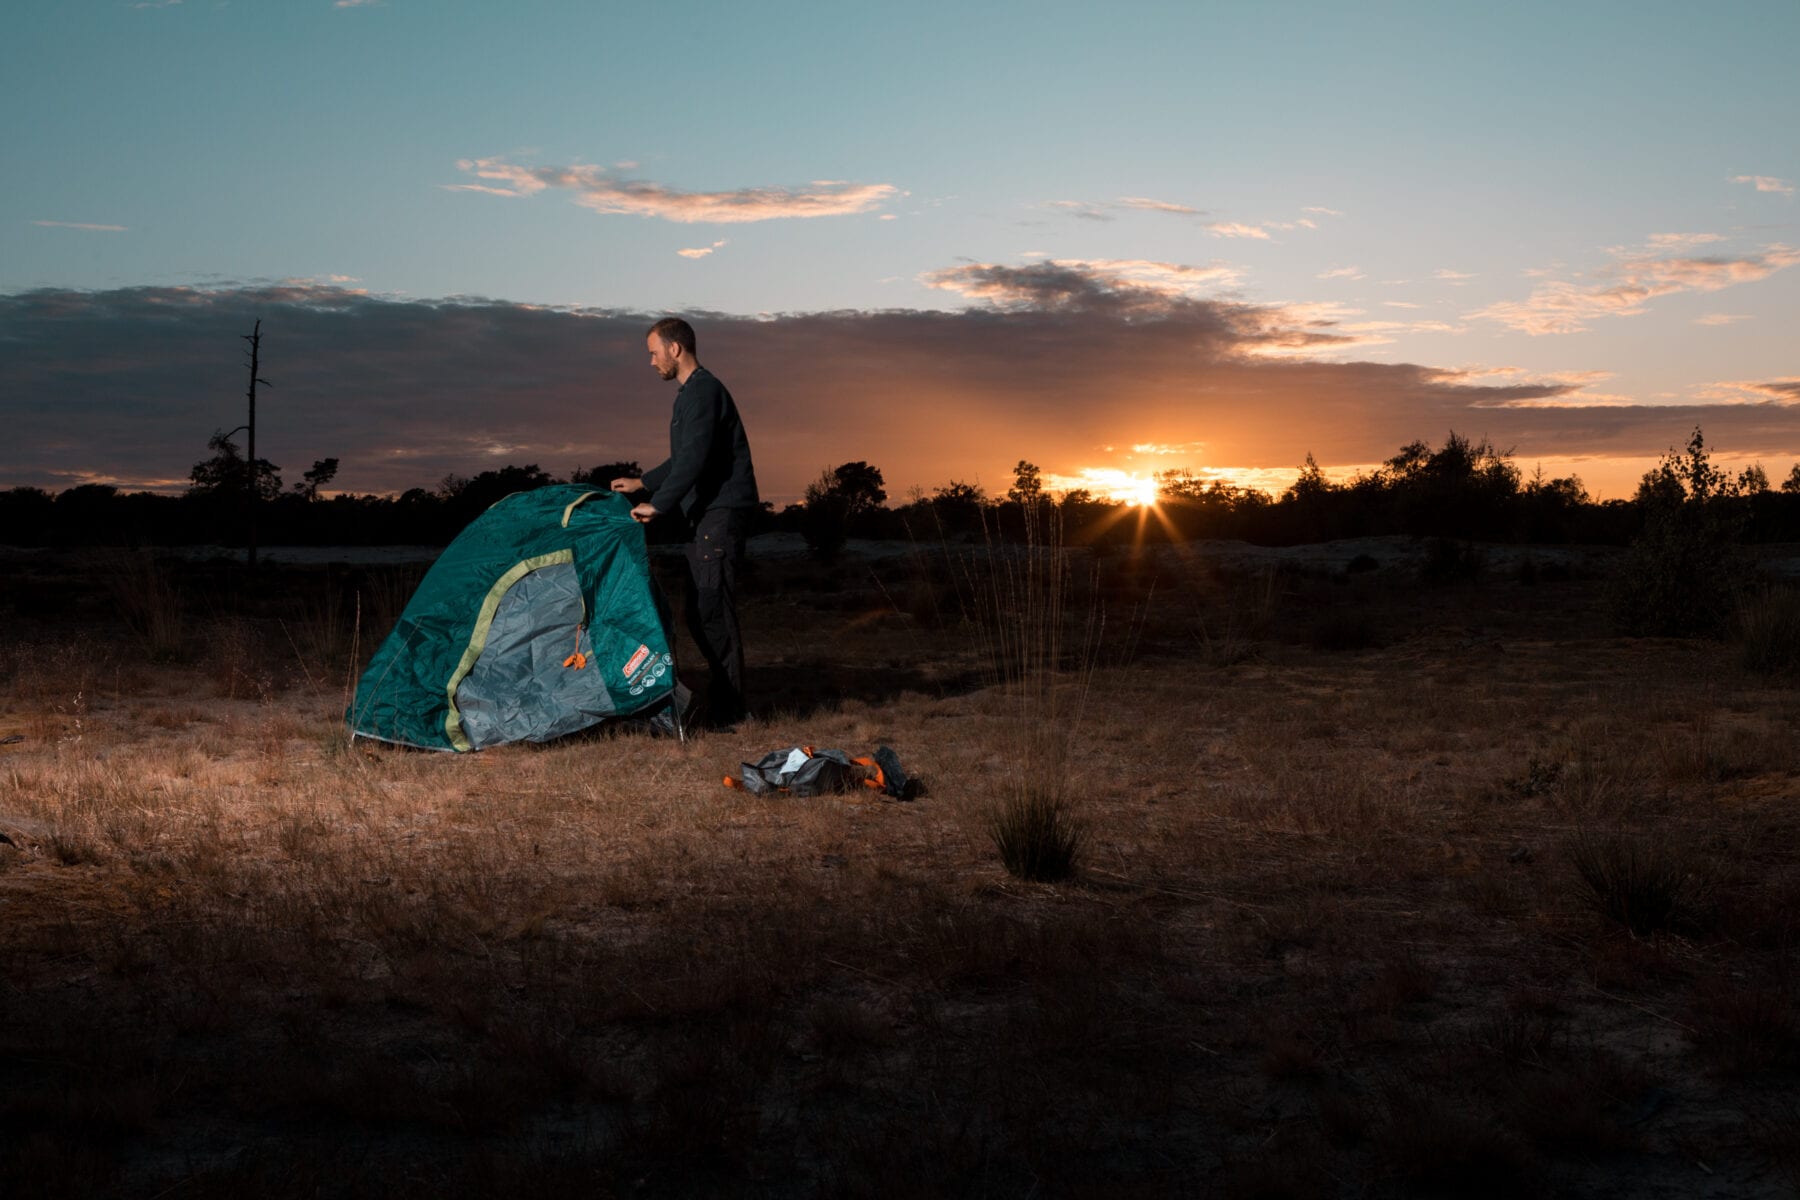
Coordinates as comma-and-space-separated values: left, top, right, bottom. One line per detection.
2, 0, 1796, 505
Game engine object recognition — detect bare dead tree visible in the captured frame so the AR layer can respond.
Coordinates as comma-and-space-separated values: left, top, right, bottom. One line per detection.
242, 320, 271, 565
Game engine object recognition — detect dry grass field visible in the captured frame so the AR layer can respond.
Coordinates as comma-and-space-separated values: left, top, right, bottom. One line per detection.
2, 542, 1798, 1198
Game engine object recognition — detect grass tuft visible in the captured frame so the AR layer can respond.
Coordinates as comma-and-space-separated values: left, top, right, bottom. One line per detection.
1505, 755, 1562, 798
1568, 830, 1701, 936
966, 505, 1098, 883
986, 783, 1084, 882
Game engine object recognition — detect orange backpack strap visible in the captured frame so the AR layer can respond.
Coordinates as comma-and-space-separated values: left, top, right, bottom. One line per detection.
851, 756, 886, 790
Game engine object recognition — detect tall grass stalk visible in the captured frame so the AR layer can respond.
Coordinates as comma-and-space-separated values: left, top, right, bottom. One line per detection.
280, 576, 356, 691
364, 566, 428, 645
108, 551, 185, 662
1195, 565, 1278, 666
337, 593, 362, 753
967, 503, 1099, 881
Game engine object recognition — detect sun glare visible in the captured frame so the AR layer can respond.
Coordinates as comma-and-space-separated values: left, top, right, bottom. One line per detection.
1059, 468, 1163, 507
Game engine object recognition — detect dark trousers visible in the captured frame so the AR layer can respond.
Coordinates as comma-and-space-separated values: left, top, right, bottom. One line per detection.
682, 506, 749, 722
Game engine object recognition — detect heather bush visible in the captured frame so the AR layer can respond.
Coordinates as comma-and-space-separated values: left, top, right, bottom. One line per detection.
1734, 585, 1800, 675
1609, 428, 1748, 637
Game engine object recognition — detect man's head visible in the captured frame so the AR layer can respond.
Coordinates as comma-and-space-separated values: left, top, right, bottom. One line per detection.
646, 317, 696, 381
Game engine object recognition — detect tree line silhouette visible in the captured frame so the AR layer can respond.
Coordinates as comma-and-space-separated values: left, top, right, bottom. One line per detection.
6, 429, 1800, 550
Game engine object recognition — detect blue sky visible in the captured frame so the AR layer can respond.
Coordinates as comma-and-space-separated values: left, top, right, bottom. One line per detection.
3, 0, 1796, 500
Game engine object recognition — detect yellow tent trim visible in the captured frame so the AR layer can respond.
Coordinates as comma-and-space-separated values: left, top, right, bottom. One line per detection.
442, 548, 575, 752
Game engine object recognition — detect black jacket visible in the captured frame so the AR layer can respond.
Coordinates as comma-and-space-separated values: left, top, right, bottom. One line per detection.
642, 366, 760, 520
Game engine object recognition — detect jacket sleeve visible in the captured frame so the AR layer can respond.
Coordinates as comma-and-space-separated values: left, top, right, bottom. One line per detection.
647, 379, 717, 515
640, 457, 672, 492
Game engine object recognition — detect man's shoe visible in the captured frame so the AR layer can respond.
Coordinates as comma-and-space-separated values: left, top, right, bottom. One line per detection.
703, 700, 746, 731
642, 682, 696, 739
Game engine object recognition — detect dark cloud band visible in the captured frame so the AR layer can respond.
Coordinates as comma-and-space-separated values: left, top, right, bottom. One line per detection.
1, 279, 1794, 498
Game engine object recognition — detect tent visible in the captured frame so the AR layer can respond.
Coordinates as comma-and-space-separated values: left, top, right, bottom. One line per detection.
346, 485, 676, 751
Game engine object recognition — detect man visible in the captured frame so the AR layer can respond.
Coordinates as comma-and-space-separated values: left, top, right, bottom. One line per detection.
611, 317, 759, 728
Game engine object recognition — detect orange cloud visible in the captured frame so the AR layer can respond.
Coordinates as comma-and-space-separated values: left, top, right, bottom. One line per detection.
1338, 318, 1465, 338
1647, 232, 1724, 249
1049, 196, 1209, 220
1474, 242, 1800, 334
1698, 378, 1800, 403
1205, 221, 1271, 240
1043, 198, 1318, 240
1117, 197, 1203, 215
1477, 394, 1641, 409
1731, 174, 1794, 196
448, 158, 896, 223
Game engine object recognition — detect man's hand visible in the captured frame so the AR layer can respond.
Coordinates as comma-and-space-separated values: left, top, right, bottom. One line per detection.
609, 476, 644, 494
630, 502, 657, 524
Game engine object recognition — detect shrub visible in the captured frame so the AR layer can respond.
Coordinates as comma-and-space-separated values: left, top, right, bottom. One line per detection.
1734, 586, 1800, 675
1610, 518, 1744, 636
800, 469, 849, 561
1609, 428, 1748, 637
1417, 537, 1483, 585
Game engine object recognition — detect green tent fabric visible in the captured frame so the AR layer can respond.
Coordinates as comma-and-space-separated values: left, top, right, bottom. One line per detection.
347, 485, 675, 751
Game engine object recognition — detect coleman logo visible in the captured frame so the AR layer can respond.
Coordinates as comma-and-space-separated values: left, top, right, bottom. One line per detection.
622, 644, 651, 678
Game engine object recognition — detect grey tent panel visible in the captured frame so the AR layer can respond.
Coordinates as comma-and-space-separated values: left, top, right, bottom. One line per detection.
455, 562, 618, 749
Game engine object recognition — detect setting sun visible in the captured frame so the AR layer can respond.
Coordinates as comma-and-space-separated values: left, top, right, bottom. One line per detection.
1058, 468, 1163, 507
1126, 476, 1160, 507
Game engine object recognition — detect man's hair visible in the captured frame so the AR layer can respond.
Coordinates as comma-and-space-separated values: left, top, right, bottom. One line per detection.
648, 317, 696, 356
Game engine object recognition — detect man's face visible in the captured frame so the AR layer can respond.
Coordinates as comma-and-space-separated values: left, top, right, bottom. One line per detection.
647, 333, 680, 381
